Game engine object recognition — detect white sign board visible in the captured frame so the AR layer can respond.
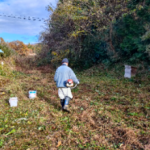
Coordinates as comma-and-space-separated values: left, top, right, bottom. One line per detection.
124, 65, 131, 78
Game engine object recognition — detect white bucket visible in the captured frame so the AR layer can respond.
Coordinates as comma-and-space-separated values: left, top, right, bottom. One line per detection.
29, 91, 37, 99
9, 97, 18, 107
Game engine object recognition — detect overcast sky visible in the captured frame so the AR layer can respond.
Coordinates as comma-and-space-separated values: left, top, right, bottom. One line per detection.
0, 0, 57, 44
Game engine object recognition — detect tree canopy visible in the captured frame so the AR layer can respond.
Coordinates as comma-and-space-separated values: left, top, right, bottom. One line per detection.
39, 0, 150, 69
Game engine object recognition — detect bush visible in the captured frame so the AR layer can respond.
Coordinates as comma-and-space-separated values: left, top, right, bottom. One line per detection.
0, 44, 15, 58
0, 38, 15, 58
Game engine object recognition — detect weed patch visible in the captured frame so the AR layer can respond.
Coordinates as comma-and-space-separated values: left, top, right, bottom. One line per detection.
0, 60, 150, 149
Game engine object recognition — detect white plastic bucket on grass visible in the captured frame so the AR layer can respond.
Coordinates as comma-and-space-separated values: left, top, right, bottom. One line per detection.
9, 97, 18, 107
29, 91, 37, 99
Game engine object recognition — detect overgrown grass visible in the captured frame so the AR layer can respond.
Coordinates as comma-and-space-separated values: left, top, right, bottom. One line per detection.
0, 60, 150, 149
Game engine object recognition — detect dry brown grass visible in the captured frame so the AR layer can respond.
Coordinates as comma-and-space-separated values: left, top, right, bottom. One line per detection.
0, 58, 150, 149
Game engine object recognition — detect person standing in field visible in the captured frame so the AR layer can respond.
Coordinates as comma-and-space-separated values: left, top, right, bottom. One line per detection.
54, 58, 79, 111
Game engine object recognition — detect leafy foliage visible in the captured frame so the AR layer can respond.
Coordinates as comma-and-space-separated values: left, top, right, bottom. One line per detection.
9, 41, 30, 56
39, 0, 150, 69
0, 38, 33, 58
0, 38, 15, 58
27, 43, 43, 54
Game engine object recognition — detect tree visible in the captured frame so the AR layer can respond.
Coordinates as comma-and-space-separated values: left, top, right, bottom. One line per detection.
39, 0, 150, 68
9, 41, 30, 55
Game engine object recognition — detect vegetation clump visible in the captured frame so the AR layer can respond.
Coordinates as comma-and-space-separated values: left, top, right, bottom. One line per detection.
0, 38, 15, 58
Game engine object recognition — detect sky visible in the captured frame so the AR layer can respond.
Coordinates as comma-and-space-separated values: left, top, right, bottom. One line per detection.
0, 0, 58, 44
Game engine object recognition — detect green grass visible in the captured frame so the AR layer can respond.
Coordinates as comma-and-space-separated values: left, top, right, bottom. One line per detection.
0, 62, 150, 149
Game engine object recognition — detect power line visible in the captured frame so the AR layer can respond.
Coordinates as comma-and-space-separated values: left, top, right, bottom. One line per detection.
0, 13, 48, 22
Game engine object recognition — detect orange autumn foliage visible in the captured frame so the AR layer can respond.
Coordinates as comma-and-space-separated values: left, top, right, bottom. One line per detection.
0, 37, 5, 45
9, 40, 31, 56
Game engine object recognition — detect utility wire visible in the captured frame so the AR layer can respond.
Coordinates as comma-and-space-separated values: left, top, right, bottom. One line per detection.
0, 13, 48, 22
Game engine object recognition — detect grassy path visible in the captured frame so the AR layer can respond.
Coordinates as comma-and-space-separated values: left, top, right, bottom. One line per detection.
0, 65, 150, 150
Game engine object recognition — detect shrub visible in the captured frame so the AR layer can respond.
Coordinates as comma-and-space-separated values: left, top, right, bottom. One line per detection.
0, 44, 15, 58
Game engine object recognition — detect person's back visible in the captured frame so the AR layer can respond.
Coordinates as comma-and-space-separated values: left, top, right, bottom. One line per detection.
55, 64, 71, 88
54, 58, 79, 111
54, 63, 79, 88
